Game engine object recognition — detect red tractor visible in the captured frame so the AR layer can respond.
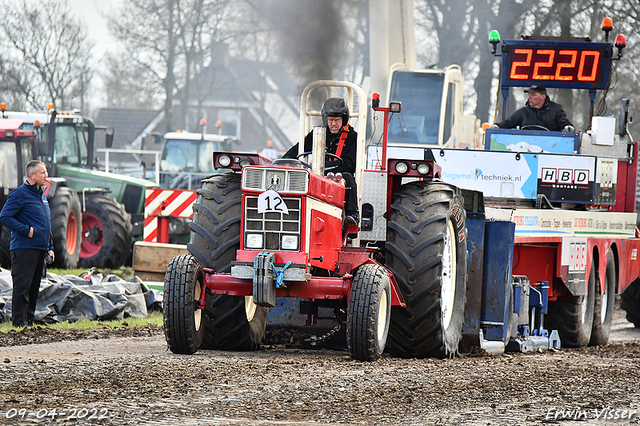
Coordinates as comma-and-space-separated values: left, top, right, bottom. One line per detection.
163, 81, 468, 361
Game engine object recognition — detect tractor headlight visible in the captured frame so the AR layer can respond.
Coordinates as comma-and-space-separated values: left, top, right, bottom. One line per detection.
395, 161, 409, 174
246, 233, 263, 249
417, 163, 430, 175
281, 235, 298, 250
218, 154, 232, 167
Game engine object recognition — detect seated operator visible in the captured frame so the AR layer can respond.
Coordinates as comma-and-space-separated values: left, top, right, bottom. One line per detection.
284, 97, 359, 228
492, 84, 575, 132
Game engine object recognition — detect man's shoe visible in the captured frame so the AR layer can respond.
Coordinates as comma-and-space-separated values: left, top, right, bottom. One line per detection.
343, 215, 358, 228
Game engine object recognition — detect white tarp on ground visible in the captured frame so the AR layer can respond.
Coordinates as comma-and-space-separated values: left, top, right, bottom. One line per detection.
0, 269, 162, 324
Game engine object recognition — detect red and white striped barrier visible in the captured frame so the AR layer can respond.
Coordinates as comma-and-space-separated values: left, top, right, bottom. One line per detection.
143, 188, 197, 243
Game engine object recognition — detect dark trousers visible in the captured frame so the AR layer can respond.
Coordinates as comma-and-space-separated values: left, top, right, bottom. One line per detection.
10, 249, 46, 326
341, 172, 358, 216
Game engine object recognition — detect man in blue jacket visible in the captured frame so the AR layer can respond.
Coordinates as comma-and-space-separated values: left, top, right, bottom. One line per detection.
0, 160, 55, 326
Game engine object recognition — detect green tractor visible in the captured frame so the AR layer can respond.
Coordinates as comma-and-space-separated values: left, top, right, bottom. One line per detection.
0, 106, 156, 269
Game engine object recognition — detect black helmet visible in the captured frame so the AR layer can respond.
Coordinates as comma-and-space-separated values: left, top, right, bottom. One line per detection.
321, 98, 349, 127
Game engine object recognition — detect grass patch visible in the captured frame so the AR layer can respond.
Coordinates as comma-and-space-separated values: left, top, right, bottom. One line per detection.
0, 311, 163, 332
0, 267, 161, 332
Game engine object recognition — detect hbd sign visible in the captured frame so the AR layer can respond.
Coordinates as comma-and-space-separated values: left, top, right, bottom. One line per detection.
541, 168, 590, 186
537, 155, 595, 203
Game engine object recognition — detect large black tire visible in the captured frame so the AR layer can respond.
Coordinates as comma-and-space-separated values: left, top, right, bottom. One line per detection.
164, 254, 205, 354
48, 187, 82, 269
0, 224, 10, 269
621, 278, 640, 328
187, 173, 268, 350
347, 263, 391, 361
78, 194, 133, 269
590, 252, 616, 345
385, 181, 468, 359
547, 257, 596, 347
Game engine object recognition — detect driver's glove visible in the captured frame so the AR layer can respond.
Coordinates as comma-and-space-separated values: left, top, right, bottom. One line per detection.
490, 123, 500, 129
564, 125, 576, 132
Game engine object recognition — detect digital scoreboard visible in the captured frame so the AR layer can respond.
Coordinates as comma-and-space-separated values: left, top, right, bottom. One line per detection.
501, 40, 613, 90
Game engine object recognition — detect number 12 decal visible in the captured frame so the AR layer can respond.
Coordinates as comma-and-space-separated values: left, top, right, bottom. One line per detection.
257, 190, 289, 215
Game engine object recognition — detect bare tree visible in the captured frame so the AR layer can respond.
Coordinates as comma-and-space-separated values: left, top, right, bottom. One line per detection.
102, 52, 165, 109
109, 0, 232, 133
0, 0, 94, 110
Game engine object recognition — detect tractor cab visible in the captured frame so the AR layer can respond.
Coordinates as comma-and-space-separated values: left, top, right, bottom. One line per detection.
0, 119, 38, 191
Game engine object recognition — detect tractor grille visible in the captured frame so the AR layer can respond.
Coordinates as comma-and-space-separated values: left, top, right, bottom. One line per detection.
243, 167, 308, 193
244, 196, 301, 251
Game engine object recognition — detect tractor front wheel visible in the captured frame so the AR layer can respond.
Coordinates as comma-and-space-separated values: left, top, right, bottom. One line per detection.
347, 263, 391, 361
385, 181, 468, 359
590, 252, 616, 345
164, 254, 205, 354
188, 173, 268, 350
49, 187, 82, 269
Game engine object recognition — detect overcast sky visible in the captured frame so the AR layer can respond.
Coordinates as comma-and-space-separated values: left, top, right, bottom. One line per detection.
68, 0, 122, 56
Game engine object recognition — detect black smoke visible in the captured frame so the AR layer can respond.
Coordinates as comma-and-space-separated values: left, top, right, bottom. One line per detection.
263, 0, 345, 87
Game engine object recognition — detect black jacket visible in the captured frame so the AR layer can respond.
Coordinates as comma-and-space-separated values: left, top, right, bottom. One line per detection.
497, 96, 572, 131
283, 125, 357, 174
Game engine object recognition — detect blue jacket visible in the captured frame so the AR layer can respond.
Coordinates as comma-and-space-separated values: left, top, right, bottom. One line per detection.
0, 181, 54, 251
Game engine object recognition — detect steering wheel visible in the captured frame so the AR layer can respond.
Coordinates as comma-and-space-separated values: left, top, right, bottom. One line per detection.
296, 152, 344, 172
521, 124, 550, 131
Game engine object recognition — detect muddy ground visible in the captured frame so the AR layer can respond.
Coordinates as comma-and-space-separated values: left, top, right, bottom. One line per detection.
0, 305, 638, 426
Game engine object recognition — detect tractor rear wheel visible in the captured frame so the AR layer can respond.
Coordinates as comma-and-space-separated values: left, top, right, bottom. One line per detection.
590, 252, 616, 345
49, 187, 82, 269
164, 254, 205, 354
621, 278, 640, 328
347, 263, 391, 361
78, 194, 133, 269
547, 257, 596, 347
0, 224, 10, 268
385, 181, 468, 359
188, 173, 268, 350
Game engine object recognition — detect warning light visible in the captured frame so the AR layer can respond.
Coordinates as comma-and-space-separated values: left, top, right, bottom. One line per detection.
489, 29, 501, 54
615, 34, 626, 58
602, 17, 613, 42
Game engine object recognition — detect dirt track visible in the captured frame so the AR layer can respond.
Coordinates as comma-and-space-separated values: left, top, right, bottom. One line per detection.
0, 307, 638, 426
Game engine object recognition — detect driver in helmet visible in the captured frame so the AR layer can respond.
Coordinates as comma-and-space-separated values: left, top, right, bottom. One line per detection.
492, 84, 574, 131
284, 97, 359, 228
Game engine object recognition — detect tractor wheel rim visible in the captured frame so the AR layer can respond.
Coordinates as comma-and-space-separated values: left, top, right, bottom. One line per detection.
66, 211, 78, 255
245, 296, 257, 322
377, 286, 388, 342
441, 219, 457, 330
80, 212, 104, 258
600, 275, 608, 324
194, 279, 202, 330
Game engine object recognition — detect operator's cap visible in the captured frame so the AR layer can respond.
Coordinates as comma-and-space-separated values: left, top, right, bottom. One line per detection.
525, 84, 547, 94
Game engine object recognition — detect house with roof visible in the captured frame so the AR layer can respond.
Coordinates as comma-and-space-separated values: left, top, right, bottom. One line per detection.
95, 51, 300, 161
